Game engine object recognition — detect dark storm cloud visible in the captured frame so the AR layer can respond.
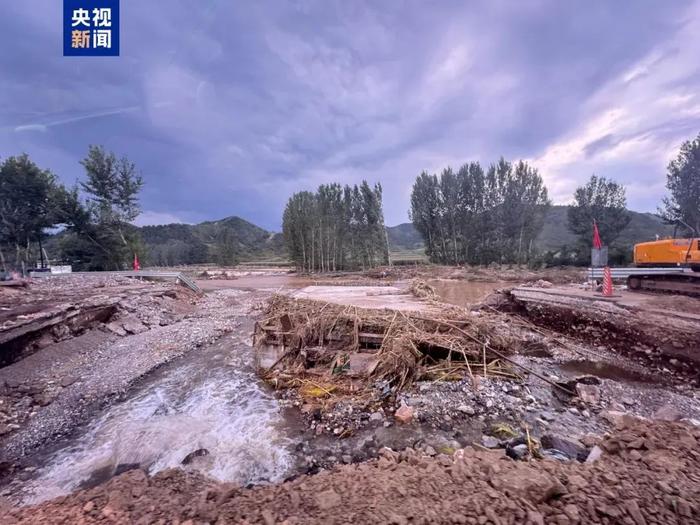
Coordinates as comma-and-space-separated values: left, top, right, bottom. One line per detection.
1, 0, 699, 229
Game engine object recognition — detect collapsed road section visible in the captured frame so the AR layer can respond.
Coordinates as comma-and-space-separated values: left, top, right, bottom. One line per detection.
0, 275, 242, 484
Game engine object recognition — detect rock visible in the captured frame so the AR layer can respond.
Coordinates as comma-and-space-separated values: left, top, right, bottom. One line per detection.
566, 474, 588, 491
490, 470, 566, 503
602, 410, 644, 429
122, 319, 148, 335
575, 383, 600, 405
625, 499, 646, 525
316, 489, 341, 510
457, 405, 475, 416
369, 411, 383, 422
181, 448, 209, 465
82, 501, 95, 513
394, 405, 414, 424
563, 504, 580, 522
507, 444, 529, 460
585, 445, 604, 463
481, 435, 500, 449
105, 322, 127, 336
601, 472, 618, 485
539, 411, 556, 422
652, 404, 683, 422
423, 445, 436, 456
59, 376, 77, 388
541, 449, 571, 462
540, 435, 587, 461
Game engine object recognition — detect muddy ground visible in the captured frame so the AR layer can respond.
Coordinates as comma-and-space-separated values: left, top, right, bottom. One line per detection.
1, 265, 699, 523
4, 418, 699, 524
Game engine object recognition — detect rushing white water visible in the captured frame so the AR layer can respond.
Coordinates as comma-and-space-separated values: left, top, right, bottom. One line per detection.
21, 336, 295, 505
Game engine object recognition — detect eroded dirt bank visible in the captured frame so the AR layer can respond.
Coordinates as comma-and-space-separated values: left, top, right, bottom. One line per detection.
3, 418, 698, 524
0, 276, 249, 487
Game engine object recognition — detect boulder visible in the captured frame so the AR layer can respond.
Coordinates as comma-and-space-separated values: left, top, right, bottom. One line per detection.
507, 444, 529, 461
585, 445, 604, 463
540, 435, 587, 461
575, 383, 600, 405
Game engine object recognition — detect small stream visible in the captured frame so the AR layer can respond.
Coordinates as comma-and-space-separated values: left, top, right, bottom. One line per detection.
20, 334, 296, 505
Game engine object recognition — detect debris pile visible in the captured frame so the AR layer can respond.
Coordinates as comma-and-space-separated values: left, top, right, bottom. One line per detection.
254, 295, 520, 399
407, 279, 437, 299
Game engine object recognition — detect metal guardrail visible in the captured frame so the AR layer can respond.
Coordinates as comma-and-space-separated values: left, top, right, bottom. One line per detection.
32, 270, 202, 294
587, 267, 686, 280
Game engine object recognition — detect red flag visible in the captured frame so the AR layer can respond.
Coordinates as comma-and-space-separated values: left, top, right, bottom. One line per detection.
133, 253, 140, 271
592, 220, 602, 249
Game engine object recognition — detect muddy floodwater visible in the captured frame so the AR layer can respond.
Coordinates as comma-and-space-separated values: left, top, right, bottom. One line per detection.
197, 275, 312, 291
198, 274, 506, 308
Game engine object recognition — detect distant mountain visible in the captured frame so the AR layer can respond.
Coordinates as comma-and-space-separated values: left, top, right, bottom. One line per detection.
386, 205, 676, 254
386, 222, 425, 251
82, 205, 676, 267
140, 216, 285, 265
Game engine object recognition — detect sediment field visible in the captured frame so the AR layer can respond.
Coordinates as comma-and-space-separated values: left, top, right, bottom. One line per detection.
1, 266, 698, 523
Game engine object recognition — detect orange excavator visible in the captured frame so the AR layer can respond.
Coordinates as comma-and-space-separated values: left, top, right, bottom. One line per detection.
628, 228, 700, 294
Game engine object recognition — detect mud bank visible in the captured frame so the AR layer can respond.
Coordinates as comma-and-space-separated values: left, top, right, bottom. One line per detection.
506, 285, 700, 373
4, 419, 698, 524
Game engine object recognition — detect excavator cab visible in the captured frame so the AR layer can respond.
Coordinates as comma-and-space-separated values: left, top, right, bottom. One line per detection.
634, 238, 700, 271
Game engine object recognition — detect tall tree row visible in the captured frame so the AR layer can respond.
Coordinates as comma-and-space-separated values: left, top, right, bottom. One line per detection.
283, 181, 388, 271
409, 158, 550, 264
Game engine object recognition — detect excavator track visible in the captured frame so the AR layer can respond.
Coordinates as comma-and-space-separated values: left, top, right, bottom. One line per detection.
627, 273, 700, 297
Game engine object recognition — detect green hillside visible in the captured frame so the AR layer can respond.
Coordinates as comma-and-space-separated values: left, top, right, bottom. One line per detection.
386, 205, 676, 255
140, 216, 285, 266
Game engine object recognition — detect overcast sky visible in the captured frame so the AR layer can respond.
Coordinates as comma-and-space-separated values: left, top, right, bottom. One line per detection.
2, 1, 700, 230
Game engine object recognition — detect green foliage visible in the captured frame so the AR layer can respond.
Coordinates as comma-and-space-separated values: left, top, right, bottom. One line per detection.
283, 181, 388, 271
409, 159, 550, 265
60, 145, 145, 270
567, 175, 631, 255
660, 132, 700, 235
0, 154, 72, 269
